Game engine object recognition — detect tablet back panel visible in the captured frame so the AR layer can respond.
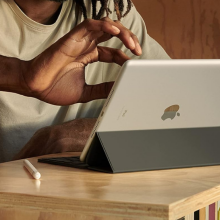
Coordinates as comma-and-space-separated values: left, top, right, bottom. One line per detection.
99, 60, 220, 132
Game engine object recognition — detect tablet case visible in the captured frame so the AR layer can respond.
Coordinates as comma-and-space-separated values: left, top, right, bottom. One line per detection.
84, 126, 220, 173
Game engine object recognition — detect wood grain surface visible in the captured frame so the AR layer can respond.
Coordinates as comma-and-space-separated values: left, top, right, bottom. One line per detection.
133, 0, 220, 59
1, 153, 220, 219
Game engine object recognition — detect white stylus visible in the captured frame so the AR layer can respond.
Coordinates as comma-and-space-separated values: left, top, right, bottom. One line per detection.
23, 159, 41, 180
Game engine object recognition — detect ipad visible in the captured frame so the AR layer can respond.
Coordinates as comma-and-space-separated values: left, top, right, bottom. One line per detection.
80, 59, 220, 162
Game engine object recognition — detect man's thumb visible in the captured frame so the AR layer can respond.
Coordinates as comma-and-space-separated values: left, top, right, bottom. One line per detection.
79, 82, 114, 103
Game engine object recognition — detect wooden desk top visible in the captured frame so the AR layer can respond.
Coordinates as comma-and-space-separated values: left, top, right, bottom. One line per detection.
1, 152, 220, 220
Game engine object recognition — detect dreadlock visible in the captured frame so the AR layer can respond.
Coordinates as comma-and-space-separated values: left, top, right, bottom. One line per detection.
75, 0, 133, 21
75, 0, 88, 19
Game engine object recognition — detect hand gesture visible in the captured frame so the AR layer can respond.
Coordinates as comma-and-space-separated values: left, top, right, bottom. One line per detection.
21, 17, 142, 105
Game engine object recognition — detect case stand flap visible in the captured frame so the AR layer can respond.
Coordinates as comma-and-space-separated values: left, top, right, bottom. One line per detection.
85, 133, 113, 173
96, 127, 220, 173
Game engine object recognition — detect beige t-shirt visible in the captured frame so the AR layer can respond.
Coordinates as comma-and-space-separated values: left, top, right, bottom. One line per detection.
0, 0, 170, 162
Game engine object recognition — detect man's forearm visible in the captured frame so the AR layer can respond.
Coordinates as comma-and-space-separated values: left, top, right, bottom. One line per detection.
63, 118, 97, 149
0, 55, 28, 94
13, 118, 97, 160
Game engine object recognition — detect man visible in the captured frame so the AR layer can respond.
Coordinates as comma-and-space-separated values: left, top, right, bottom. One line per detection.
0, 0, 170, 162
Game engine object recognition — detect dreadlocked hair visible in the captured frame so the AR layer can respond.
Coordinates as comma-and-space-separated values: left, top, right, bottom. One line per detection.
75, 0, 133, 21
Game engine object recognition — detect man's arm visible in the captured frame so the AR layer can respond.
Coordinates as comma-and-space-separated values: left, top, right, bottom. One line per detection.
13, 118, 97, 160
0, 18, 141, 105
0, 55, 28, 94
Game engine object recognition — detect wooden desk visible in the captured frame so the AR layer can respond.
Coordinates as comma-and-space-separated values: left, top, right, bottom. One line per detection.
1, 152, 220, 220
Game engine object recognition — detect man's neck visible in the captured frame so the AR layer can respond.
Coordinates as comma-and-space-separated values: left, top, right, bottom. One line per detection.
14, 0, 63, 25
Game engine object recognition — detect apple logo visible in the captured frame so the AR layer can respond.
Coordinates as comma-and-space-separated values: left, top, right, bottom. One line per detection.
161, 105, 180, 120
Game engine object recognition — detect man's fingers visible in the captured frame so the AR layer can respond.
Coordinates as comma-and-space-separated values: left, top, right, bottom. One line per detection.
113, 20, 142, 56
130, 34, 142, 56
83, 31, 113, 46
101, 17, 136, 51
69, 19, 120, 40
86, 31, 105, 43
79, 82, 114, 103
103, 17, 142, 56
67, 18, 142, 56
97, 46, 130, 66
95, 33, 113, 44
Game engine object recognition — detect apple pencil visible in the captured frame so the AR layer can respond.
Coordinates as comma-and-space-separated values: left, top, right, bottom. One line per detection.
23, 159, 41, 180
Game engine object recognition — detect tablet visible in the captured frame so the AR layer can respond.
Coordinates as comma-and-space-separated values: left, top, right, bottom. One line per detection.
80, 59, 220, 162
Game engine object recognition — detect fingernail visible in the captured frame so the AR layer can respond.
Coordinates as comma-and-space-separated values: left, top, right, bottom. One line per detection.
129, 37, 135, 49
136, 43, 142, 55
111, 25, 120, 34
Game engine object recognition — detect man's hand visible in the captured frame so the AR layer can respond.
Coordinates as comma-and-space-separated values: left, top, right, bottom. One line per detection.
13, 118, 96, 160
17, 17, 142, 105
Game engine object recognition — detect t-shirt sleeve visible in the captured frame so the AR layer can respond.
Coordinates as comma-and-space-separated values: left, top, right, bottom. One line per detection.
103, 2, 171, 60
